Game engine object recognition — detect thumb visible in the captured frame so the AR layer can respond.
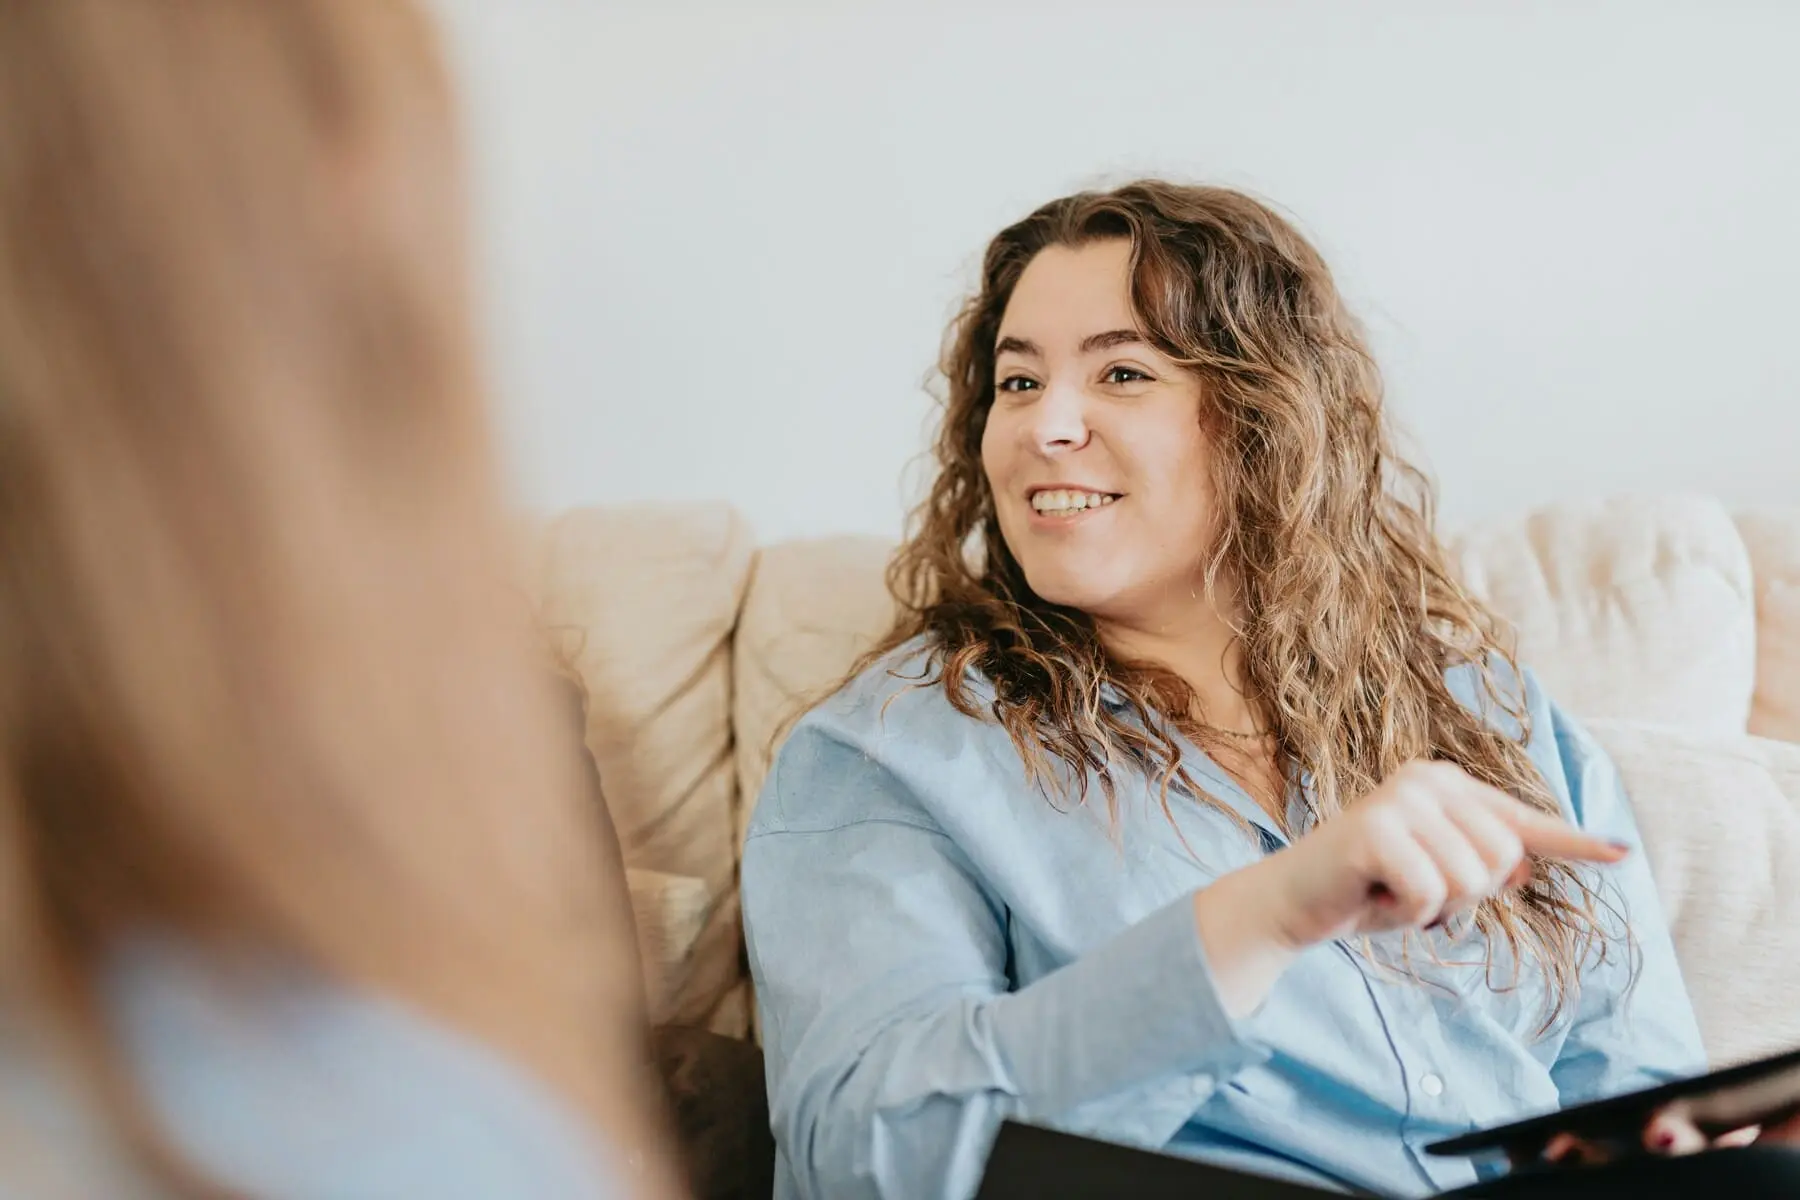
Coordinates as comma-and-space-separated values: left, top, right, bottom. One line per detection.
1644, 1106, 1709, 1155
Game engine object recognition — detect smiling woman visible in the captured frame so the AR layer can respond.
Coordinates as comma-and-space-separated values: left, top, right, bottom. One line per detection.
983, 241, 1235, 724
987, 244, 1214, 615
738, 181, 1800, 1200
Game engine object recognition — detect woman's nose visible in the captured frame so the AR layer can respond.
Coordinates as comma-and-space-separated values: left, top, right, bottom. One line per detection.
1028, 381, 1091, 455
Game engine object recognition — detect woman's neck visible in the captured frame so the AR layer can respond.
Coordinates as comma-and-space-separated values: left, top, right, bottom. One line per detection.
1097, 593, 1262, 735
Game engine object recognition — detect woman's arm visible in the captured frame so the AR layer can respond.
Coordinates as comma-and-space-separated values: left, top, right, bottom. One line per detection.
742, 722, 1270, 1200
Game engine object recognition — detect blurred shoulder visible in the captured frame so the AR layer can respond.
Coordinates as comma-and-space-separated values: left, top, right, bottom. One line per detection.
110, 941, 624, 1199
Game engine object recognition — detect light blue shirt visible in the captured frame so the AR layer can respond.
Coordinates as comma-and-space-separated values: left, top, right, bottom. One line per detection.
741, 642, 1707, 1199
0, 941, 626, 1199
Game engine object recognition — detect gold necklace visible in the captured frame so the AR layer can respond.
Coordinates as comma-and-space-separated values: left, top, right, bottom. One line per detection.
1196, 723, 1274, 742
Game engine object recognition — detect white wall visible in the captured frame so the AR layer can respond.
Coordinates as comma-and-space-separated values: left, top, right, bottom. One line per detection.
435, 0, 1800, 544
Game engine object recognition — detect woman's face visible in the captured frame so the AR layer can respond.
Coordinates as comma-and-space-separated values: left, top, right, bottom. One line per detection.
980, 238, 1222, 630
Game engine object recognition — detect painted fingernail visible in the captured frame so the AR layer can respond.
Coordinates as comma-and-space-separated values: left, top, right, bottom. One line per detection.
1652, 1130, 1675, 1150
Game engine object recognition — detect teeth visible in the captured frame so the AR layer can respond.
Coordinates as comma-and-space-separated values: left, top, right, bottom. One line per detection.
1030, 490, 1116, 514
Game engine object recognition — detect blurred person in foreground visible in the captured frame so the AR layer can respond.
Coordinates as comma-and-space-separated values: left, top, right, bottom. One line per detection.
0, 1, 675, 1196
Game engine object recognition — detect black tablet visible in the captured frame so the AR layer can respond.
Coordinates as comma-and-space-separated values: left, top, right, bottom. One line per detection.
977, 1120, 1344, 1198
1426, 1044, 1800, 1159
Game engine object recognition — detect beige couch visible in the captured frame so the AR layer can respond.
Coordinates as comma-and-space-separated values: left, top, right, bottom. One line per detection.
526, 492, 1800, 1069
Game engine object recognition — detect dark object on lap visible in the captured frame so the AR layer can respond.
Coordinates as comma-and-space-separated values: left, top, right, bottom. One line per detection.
1428, 1044, 1800, 1162
978, 1120, 1800, 1199
649, 1024, 776, 1200
1445, 1144, 1800, 1197
976, 1120, 1341, 1198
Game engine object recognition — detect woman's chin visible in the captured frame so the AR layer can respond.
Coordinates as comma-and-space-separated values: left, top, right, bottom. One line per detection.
1019, 570, 1119, 618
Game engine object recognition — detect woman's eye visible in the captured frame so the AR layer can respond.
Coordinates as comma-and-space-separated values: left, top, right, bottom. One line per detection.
1103, 366, 1151, 385
996, 375, 1040, 394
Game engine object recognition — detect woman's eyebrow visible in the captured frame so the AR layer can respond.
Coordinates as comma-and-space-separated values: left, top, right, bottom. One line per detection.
994, 330, 1147, 358
1079, 329, 1146, 353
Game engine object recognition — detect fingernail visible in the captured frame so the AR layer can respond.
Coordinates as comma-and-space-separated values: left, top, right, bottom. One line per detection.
1607, 839, 1632, 852
1652, 1130, 1675, 1150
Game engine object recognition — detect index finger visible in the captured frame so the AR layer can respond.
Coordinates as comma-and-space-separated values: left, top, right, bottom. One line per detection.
1467, 786, 1629, 864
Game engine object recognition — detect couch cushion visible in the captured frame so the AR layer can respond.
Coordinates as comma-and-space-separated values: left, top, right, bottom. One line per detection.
733, 534, 897, 841
528, 503, 754, 1033
1591, 720, 1800, 1067
1737, 508, 1800, 744
1451, 494, 1755, 735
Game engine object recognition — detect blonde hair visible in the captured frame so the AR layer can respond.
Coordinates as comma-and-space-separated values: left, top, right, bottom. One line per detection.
847, 181, 1607, 1025
0, 0, 667, 1191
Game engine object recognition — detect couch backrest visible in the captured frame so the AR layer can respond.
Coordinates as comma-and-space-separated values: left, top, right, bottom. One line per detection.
732, 534, 898, 841
526, 503, 754, 1034
1738, 508, 1800, 743
1450, 494, 1755, 734
1591, 721, 1800, 1066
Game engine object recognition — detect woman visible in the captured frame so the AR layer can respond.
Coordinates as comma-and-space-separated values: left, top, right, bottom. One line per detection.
741, 182, 1798, 1198
0, 1, 673, 1195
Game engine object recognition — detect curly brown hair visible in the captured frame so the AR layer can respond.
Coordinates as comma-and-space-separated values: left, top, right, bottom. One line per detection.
846, 180, 1609, 1025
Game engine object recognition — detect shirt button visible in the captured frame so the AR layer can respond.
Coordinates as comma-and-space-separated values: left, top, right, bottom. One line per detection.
1419, 1073, 1445, 1097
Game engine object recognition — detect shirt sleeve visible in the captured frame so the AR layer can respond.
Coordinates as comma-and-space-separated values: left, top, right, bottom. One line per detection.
742, 720, 1268, 1200
1522, 677, 1710, 1104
